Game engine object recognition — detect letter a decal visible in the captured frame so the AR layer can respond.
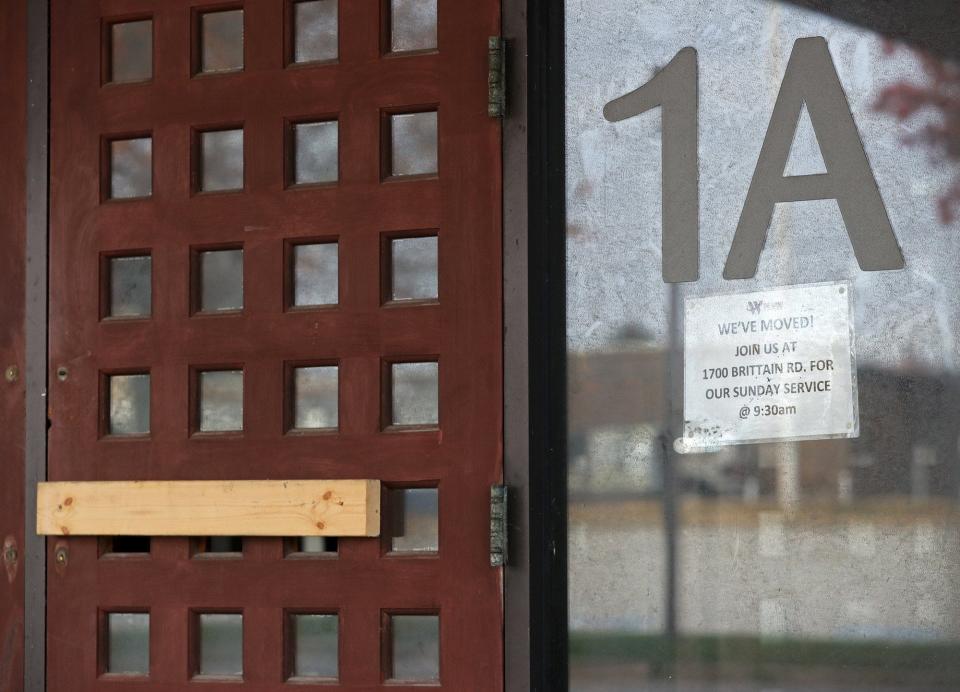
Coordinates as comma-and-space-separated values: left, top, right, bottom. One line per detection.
724, 37, 905, 279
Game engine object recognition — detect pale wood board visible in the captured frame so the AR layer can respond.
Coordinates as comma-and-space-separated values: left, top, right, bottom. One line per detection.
36, 480, 380, 537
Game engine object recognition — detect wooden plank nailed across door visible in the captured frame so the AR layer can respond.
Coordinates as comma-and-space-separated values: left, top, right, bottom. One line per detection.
37, 480, 380, 537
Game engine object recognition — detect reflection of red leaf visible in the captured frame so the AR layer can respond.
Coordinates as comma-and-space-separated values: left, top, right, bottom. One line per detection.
874, 45, 960, 224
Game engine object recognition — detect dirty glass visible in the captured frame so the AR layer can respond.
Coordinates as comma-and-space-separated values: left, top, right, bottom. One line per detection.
293, 120, 338, 185
292, 365, 338, 430
291, 613, 338, 679
566, 1, 960, 690
108, 373, 150, 436
198, 248, 243, 313
390, 361, 439, 427
292, 0, 338, 64
198, 370, 243, 432
106, 612, 150, 675
390, 235, 438, 301
388, 614, 440, 681
390, 111, 438, 177
196, 613, 243, 677
200, 129, 244, 192
108, 255, 151, 318
200, 9, 244, 74
109, 19, 152, 84
297, 536, 337, 554
389, 0, 437, 54
389, 487, 439, 553
109, 137, 152, 199
292, 242, 338, 307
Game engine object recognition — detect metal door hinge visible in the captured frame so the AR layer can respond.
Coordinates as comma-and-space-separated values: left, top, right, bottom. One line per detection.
488, 37, 506, 118
490, 484, 508, 566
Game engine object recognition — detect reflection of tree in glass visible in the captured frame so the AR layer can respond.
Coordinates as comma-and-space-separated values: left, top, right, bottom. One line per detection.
875, 44, 960, 223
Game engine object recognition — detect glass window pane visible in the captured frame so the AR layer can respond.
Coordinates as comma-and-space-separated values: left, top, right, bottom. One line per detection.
389, 488, 438, 553
109, 20, 152, 83
389, 0, 437, 53
110, 137, 152, 199
297, 536, 337, 553
109, 255, 151, 318
106, 612, 150, 675
200, 9, 244, 73
391, 236, 438, 301
197, 613, 242, 677
293, 121, 338, 185
391, 361, 438, 427
293, 242, 338, 307
200, 129, 243, 192
199, 370, 243, 432
566, 3, 960, 689
293, 0, 338, 64
390, 111, 437, 177
108, 373, 150, 436
389, 614, 439, 682
291, 614, 338, 679
198, 248, 243, 312
293, 366, 338, 430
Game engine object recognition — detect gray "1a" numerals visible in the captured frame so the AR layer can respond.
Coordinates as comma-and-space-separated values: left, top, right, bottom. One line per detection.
604, 37, 905, 283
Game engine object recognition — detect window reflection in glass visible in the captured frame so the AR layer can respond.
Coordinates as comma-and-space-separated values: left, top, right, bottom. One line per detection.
198, 370, 243, 432
110, 137, 152, 199
109, 20, 153, 84
108, 373, 150, 436
292, 0, 338, 64
390, 236, 438, 302
390, 361, 439, 427
389, 0, 437, 53
106, 612, 150, 675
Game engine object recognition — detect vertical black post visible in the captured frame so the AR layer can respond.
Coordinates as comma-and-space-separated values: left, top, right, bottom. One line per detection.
527, 0, 566, 690
661, 283, 682, 673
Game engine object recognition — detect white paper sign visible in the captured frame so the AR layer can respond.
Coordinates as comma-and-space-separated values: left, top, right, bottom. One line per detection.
682, 281, 858, 450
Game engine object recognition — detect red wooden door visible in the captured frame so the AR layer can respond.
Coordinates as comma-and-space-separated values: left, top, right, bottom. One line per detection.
47, 1, 502, 689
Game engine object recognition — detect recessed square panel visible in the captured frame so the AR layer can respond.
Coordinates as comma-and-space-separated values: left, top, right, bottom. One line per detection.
105, 536, 151, 555
292, 365, 338, 430
108, 373, 150, 436
292, 242, 338, 307
109, 19, 153, 83
390, 236, 438, 301
389, 488, 438, 553
200, 9, 244, 73
199, 129, 244, 192
198, 248, 243, 313
106, 612, 150, 675
390, 111, 437, 177
198, 370, 243, 432
197, 613, 243, 678
108, 255, 152, 318
388, 614, 439, 682
390, 361, 438, 427
389, 0, 437, 53
110, 137, 152, 199
290, 613, 338, 679
292, 0, 338, 64
293, 121, 339, 185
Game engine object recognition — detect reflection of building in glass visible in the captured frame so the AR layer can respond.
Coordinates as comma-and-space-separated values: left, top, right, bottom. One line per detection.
570, 348, 960, 502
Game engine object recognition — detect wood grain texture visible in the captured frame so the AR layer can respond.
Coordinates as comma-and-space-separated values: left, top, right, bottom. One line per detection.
37, 480, 380, 537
